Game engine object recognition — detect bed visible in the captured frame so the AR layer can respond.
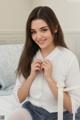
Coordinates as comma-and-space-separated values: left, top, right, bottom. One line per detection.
0, 33, 80, 120
0, 43, 23, 120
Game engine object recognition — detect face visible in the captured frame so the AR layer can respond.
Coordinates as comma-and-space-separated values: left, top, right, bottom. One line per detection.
31, 19, 55, 51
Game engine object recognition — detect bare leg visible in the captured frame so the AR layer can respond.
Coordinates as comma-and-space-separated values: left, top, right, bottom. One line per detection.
8, 108, 32, 120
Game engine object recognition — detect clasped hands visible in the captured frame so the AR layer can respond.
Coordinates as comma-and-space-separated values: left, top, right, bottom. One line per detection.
30, 59, 52, 80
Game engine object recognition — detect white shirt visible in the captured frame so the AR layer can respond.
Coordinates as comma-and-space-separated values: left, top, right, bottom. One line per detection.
14, 46, 80, 113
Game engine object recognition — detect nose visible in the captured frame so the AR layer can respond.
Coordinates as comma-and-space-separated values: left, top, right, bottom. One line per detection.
36, 32, 42, 40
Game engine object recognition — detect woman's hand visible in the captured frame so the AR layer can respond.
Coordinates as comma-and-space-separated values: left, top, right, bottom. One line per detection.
41, 59, 53, 80
29, 59, 42, 80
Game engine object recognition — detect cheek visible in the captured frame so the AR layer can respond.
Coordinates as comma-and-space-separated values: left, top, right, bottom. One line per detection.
32, 35, 38, 44
31, 34, 36, 41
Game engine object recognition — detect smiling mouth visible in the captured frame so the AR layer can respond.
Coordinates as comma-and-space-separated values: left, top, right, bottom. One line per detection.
38, 39, 46, 44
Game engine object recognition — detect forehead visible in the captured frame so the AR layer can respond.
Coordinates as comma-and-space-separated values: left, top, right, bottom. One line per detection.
31, 19, 48, 29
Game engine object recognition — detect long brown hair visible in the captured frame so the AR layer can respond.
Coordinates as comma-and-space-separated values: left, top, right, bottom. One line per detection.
17, 6, 67, 78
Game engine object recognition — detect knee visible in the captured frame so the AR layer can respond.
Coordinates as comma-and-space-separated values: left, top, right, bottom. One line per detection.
7, 107, 32, 120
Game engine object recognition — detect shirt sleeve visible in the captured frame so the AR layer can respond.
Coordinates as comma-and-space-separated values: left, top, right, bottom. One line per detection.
13, 74, 25, 103
65, 55, 80, 113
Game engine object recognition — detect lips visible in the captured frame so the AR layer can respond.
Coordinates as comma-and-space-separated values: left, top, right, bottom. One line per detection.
38, 39, 46, 44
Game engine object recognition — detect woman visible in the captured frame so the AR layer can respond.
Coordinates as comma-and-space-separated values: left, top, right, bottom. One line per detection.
9, 6, 80, 120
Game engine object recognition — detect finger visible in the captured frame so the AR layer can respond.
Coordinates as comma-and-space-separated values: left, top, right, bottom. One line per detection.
42, 61, 48, 67
43, 59, 50, 65
35, 67, 41, 71
34, 63, 41, 68
41, 63, 47, 71
34, 63, 42, 71
34, 59, 42, 64
32, 61, 41, 67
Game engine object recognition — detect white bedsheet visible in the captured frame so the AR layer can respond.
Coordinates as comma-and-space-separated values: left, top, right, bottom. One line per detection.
0, 94, 21, 120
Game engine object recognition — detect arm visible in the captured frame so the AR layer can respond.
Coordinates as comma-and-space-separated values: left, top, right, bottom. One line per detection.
46, 77, 72, 112
42, 59, 79, 113
17, 59, 42, 103
17, 75, 34, 103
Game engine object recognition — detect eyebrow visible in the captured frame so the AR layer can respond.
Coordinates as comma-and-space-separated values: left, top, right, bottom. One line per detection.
31, 26, 48, 31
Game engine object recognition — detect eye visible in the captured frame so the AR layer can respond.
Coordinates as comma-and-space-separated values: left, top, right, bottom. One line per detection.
41, 28, 49, 32
31, 30, 36, 35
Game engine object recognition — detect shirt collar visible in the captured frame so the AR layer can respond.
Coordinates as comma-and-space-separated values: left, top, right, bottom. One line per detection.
35, 46, 59, 61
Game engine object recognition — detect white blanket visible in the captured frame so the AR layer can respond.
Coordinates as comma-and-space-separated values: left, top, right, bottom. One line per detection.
0, 95, 21, 120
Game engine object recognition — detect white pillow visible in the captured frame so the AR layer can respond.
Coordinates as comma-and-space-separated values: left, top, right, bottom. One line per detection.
0, 44, 23, 95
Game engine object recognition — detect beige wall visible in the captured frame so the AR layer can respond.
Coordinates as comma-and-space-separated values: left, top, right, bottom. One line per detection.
0, 0, 80, 63
0, 0, 32, 42
0, 0, 80, 35
0, 0, 80, 32
32, 0, 80, 32
0, 0, 32, 31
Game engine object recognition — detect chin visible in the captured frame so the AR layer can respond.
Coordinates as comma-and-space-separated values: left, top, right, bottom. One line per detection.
39, 44, 47, 48
39, 46, 46, 49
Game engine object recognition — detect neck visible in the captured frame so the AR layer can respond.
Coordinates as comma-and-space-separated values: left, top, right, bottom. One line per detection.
40, 45, 56, 57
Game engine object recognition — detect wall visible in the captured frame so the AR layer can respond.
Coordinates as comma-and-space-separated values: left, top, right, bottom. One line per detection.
0, 0, 32, 43
0, 0, 80, 63
32, 0, 80, 32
